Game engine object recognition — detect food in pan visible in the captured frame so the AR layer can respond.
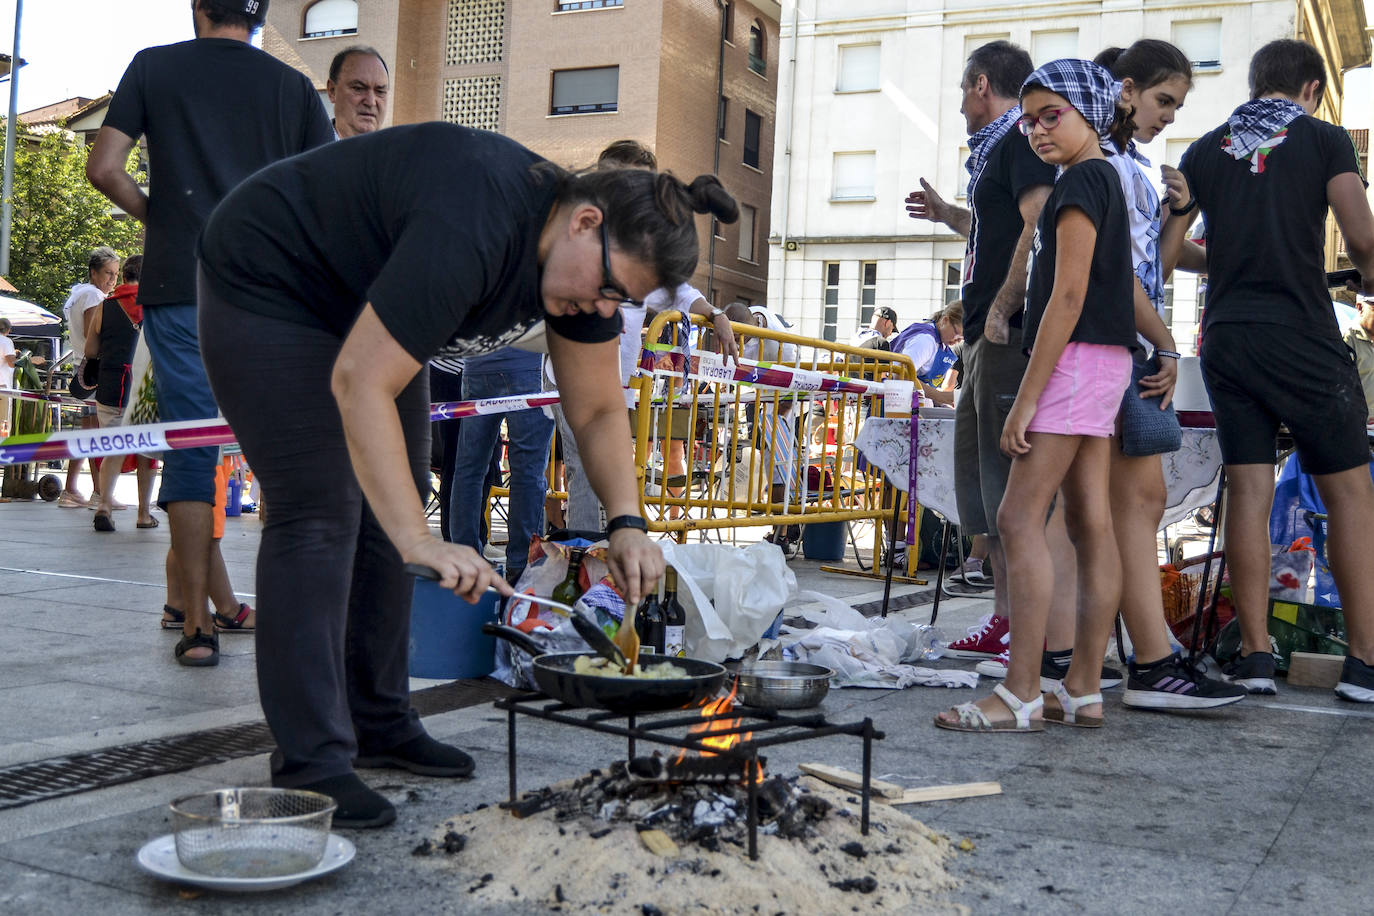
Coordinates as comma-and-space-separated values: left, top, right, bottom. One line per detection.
572, 655, 689, 679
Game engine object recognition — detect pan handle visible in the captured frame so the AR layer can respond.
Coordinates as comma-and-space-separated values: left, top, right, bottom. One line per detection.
481, 622, 546, 658
404, 563, 442, 580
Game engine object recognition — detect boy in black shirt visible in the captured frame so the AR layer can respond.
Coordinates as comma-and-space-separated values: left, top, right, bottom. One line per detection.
1162, 39, 1374, 702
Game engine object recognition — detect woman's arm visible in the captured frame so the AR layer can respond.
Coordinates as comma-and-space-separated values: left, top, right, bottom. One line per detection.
686, 295, 738, 364
332, 305, 511, 601
85, 307, 104, 359
1001, 207, 1096, 457
548, 329, 664, 606
1130, 280, 1178, 407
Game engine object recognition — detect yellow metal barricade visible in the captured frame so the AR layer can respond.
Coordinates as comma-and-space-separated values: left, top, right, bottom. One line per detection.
631, 310, 922, 572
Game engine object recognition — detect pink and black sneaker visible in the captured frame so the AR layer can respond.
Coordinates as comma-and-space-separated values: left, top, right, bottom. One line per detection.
942, 613, 1010, 659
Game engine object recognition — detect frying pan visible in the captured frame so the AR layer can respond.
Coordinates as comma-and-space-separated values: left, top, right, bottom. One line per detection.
482, 623, 728, 714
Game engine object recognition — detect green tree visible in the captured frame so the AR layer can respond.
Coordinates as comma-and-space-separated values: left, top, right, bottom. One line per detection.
5, 129, 143, 314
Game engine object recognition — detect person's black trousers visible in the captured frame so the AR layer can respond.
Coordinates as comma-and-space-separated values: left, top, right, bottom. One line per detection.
200, 273, 428, 786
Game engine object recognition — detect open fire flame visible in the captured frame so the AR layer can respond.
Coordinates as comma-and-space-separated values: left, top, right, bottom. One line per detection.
676, 679, 764, 783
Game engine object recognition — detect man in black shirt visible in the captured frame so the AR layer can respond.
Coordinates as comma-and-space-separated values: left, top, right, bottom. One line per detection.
904, 41, 1055, 662
1163, 39, 1374, 702
87, 0, 332, 668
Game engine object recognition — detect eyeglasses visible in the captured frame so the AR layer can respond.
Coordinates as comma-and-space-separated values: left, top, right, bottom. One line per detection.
599, 221, 643, 307
1016, 106, 1075, 136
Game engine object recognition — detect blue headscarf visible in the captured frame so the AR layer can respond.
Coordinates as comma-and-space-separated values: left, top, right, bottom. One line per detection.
1020, 58, 1124, 153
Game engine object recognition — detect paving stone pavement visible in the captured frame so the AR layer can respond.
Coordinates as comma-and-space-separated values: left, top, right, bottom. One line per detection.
0, 476, 1370, 914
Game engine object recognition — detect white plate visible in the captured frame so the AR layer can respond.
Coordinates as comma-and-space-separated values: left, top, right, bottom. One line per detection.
135, 833, 355, 892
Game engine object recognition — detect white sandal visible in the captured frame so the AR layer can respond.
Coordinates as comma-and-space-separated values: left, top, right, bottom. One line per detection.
935, 683, 1044, 733
1042, 681, 1104, 728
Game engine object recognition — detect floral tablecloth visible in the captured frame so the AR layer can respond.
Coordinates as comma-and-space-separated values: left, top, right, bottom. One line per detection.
854, 412, 1222, 530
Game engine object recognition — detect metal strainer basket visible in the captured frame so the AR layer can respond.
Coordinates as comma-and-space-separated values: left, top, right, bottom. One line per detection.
170, 788, 336, 878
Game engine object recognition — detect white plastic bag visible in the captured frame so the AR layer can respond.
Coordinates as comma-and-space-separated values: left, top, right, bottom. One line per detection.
659, 540, 795, 662
776, 591, 975, 690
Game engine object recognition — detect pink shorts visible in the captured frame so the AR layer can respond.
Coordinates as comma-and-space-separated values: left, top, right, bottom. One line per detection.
1025, 342, 1132, 438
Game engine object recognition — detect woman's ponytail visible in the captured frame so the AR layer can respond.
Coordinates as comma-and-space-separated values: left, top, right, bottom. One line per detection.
1108, 103, 1137, 153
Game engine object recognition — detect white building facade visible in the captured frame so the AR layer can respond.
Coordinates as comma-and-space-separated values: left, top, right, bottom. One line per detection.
768, 0, 1368, 353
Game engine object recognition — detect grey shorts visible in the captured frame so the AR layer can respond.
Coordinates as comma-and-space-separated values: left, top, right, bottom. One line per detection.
953, 336, 1028, 536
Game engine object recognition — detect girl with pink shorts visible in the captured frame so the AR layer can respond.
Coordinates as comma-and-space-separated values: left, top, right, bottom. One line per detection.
937, 59, 1139, 733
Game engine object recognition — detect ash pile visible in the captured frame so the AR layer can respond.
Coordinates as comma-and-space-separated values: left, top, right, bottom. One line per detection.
523, 753, 830, 851
424, 769, 962, 915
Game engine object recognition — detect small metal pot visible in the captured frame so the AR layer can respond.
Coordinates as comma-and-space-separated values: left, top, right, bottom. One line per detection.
736, 661, 834, 710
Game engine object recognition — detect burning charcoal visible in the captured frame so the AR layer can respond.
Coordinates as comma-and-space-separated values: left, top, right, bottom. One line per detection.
829, 877, 878, 894
442, 831, 467, 855
406, 789, 421, 803
642, 906, 665, 916
884, 843, 902, 855
558, 826, 566, 836
840, 841, 867, 859
468, 874, 494, 894
589, 827, 613, 839
555, 884, 565, 903
410, 839, 434, 857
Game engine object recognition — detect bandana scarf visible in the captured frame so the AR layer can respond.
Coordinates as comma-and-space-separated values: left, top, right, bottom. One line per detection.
1225, 98, 1306, 173
1020, 58, 1124, 155
964, 106, 1021, 198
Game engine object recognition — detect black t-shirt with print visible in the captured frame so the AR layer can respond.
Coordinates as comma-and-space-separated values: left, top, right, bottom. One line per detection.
103, 39, 334, 306
962, 127, 1057, 345
198, 123, 621, 364
1022, 158, 1137, 354
1180, 116, 1363, 339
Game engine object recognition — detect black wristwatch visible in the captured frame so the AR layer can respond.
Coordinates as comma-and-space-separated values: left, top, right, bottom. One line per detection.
606, 515, 648, 536
1168, 198, 1197, 216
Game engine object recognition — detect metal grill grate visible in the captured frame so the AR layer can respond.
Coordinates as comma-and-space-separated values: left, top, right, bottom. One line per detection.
0, 678, 523, 812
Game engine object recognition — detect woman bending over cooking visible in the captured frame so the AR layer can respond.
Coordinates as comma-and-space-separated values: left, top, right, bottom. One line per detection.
196, 123, 737, 827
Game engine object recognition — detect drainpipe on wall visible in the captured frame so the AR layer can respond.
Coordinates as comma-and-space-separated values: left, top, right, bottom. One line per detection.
709, 0, 727, 303
776, 1, 800, 318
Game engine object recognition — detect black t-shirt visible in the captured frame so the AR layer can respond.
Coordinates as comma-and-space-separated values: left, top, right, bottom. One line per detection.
1180, 116, 1363, 339
103, 38, 333, 306
198, 123, 621, 363
962, 127, 1057, 344
1022, 158, 1137, 354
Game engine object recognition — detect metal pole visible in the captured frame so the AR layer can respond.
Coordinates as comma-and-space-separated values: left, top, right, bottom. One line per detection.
0, 0, 22, 278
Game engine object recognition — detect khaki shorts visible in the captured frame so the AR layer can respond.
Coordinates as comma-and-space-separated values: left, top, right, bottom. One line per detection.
96, 402, 124, 428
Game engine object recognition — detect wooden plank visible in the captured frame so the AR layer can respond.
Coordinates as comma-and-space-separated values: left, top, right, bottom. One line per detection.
893, 781, 1002, 805
1287, 651, 1345, 689
798, 762, 905, 799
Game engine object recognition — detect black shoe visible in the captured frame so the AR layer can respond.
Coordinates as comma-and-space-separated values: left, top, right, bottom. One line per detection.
1040, 650, 1123, 691
1221, 650, 1278, 695
1123, 653, 1247, 710
173, 628, 219, 667
296, 773, 395, 829
1335, 655, 1374, 703
355, 733, 475, 778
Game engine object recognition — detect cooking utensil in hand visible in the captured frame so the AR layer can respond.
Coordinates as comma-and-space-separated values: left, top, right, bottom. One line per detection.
614, 599, 641, 675
403, 562, 626, 669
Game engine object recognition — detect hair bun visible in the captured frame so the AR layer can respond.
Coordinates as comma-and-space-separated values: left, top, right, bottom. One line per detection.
687, 175, 739, 224
1092, 47, 1124, 70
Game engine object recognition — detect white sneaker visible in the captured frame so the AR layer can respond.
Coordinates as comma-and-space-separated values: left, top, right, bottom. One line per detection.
975, 649, 1009, 679
960, 557, 988, 584
57, 491, 89, 508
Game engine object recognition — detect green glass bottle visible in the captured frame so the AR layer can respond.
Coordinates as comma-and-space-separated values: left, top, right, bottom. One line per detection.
552, 547, 586, 607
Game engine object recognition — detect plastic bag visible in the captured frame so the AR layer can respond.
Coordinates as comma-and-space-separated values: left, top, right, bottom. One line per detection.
660, 540, 794, 662
1270, 539, 1314, 603
775, 590, 974, 690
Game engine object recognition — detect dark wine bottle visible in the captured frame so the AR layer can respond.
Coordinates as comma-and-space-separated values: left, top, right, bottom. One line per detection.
635, 581, 666, 655
661, 567, 686, 657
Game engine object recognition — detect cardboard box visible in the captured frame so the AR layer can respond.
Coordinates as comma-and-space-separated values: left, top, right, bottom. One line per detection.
1287, 651, 1346, 689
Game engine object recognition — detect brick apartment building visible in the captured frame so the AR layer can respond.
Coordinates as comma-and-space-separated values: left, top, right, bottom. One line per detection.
263, 0, 780, 308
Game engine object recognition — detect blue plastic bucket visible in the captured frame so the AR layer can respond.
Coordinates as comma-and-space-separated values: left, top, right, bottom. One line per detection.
802, 520, 846, 561
408, 580, 500, 679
